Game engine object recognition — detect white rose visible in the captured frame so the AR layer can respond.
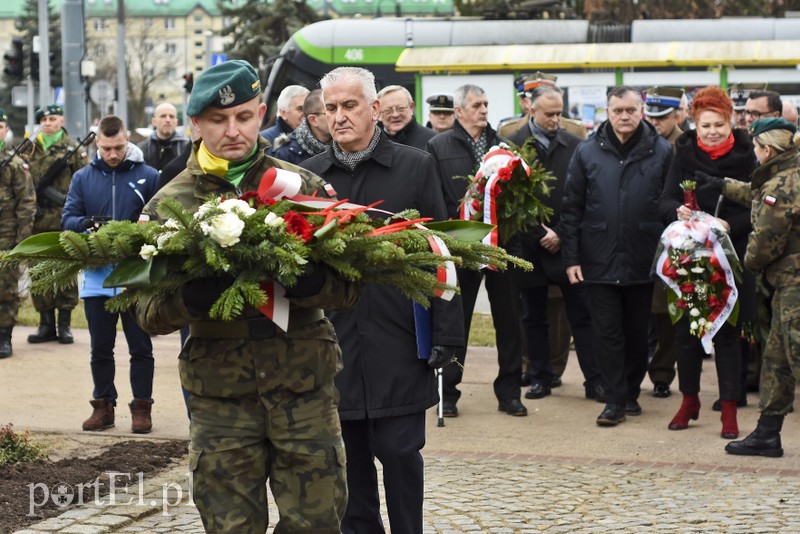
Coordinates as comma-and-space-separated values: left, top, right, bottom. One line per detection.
690, 267, 704, 274
139, 244, 158, 260
156, 231, 174, 249
220, 198, 256, 217
690, 320, 698, 331
264, 212, 285, 227
676, 268, 688, 276
194, 201, 216, 219
689, 307, 701, 317
207, 212, 245, 247
698, 318, 707, 326
164, 218, 181, 229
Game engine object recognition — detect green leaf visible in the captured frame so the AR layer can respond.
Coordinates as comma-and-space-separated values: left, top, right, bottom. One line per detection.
103, 255, 168, 288
5, 232, 68, 258
424, 220, 495, 241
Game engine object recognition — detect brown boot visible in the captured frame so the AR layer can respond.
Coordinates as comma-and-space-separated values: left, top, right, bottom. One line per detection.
82, 400, 115, 431
130, 399, 153, 434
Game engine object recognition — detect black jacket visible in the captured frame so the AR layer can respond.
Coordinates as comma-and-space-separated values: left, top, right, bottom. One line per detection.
157, 141, 193, 190
508, 122, 582, 286
137, 132, 190, 172
561, 120, 674, 285
426, 120, 503, 220
381, 118, 436, 151
301, 133, 465, 420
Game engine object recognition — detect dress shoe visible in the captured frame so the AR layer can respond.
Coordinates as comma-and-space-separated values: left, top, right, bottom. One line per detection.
442, 401, 458, 418
712, 398, 747, 411
585, 383, 606, 403
524, 383, 552, 399
498, 398, 528, 416
596, 403, 626, 426
625, 400, 642, 416
551, 376, 563, 388
652, 382, 671, 398
520, 373, 531, 387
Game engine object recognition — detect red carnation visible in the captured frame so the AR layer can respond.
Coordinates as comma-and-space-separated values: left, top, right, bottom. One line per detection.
708, 295, 720, 307
675, 299, 687, 309
680, 282, 695, 294
678, 253, 692, 266
498, 167, 513, 181
662, 264, 680, 279
709, 253, 721, 269
471, 199, 481, 211
283, 210, 313, 243
710, 270, 726, 284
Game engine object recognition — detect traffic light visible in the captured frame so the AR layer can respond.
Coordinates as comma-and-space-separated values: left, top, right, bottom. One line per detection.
3, 38, 24, 78
30, 50, 39, 79
183, 72, 194, 93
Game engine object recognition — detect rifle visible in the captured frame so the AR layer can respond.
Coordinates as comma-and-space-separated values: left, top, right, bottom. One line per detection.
35, 131, 96, 207
0, 137, 33, 173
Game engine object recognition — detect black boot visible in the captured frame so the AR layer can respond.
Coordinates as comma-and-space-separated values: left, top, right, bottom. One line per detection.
725, 414, 784, 458
27, 310, 58, 343
0, 326, 13, 359
57, 309, 74, 344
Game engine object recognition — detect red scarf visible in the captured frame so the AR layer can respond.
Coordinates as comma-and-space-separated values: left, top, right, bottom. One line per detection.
697, 133, 734, 160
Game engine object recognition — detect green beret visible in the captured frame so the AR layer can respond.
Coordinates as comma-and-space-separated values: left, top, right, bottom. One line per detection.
187, 60, 261, 117
35, 104, 64, 123
0, 108, 7, 123
750, 117, 797, 137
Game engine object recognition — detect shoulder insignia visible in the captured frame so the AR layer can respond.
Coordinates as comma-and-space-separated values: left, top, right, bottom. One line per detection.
80, 151, 88, 159
764, 194, 777, 206
323, 183, 337, 197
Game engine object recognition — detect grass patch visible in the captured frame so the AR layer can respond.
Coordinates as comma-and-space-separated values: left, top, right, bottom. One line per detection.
468, 313, 496, 347
17, 296, 88, 328
0, 424, 48, 466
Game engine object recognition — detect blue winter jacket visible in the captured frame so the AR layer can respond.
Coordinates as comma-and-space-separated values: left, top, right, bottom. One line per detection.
62, 143, 160, 298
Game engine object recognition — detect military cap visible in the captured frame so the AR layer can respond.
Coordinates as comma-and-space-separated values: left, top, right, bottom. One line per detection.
0, 107, 7, 123
749, 117, 797, 137
186, 60, 261, 117
426, 93, 454, 112
729, 83, 767, 111
514, 74, 530, 94
35, 104, 64, 123
644, 87, 684, 118
523, 72, 558, 93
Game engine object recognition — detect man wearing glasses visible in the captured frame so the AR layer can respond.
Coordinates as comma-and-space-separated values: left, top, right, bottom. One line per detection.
745, 90, 783, 129
272, 89, 332, 165
377, 85, 435, 150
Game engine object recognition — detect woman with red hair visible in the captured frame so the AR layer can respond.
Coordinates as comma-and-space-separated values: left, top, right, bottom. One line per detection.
658, 86, 757, 439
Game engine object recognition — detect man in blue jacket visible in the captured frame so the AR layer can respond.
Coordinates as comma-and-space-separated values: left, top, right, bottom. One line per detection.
62, 115, 160, 433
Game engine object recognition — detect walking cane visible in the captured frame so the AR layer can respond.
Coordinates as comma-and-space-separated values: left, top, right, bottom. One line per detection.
437, 368, 445, 427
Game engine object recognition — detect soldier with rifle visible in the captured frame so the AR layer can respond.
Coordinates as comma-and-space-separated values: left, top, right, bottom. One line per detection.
0, 108, 36, 359
22, 104, 89, 345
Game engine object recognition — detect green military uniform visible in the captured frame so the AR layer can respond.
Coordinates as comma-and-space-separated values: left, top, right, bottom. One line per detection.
499, 115, 587, 140
0, 137, 36, 357
135, 60, 358, 533
23, 125, 86, 314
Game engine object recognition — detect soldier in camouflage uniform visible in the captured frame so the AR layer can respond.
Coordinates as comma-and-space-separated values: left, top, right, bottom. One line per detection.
23, 104, 88, 345
0, 108, 36, 359
134, 60, 359, 533
699, 118, 800, 457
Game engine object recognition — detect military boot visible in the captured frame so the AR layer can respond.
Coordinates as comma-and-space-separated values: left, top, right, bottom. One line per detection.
725, 414, 784, 458
27, 310, 58, 343
57, 309, 74, 344
0, 326, 13, 359
82, 400, 115, 431
130, 399, 153, 434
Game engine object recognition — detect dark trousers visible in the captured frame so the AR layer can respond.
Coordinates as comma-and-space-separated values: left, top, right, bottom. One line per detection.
675, 318, 742, 401
521, 282, 601, 388
84, 297, 154, 404
443, 268, 522, 403
587, 284, 653, 405
340, 412, 426, 534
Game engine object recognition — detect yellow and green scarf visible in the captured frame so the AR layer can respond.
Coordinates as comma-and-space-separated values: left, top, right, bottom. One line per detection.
197, 142, 257, 187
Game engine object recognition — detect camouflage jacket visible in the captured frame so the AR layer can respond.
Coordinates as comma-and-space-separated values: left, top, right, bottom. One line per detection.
744, 148, 800, 288
0, 150, 36, 247
23, 129, 89, 232
135, 137, 360, 335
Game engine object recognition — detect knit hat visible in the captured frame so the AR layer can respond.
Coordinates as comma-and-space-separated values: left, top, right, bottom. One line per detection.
35, 104, 64, 123
186, 60, 261, 117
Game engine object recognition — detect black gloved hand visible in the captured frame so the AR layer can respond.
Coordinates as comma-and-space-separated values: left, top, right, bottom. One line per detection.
694, 170, 725, 196
181, 276, 235, 316
285, 262, 327, 298
428, 345, 458, 369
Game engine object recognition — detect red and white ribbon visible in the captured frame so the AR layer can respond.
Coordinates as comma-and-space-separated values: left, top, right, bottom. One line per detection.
425, 234, 456, 301
258, 168, 302, 200
258, 280, 290, 332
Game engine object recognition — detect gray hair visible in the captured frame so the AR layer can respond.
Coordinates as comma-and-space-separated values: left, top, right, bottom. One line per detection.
530, 85, 563, 108
454, 84, 485, 109
321, 67, 377, 104
277, 85, 310, 113
377, 85, 413, 104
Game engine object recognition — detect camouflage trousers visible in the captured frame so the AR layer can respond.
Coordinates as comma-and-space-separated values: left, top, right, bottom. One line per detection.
759, 285, 800, 415
0, 263, 22, 328
181, 320, 347, 534
31, 282, 79, 312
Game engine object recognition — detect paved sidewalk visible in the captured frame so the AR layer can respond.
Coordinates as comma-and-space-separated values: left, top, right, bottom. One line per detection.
4, 324, 800, 533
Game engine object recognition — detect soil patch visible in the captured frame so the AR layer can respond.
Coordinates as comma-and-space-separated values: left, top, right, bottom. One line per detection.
0, 437, 188, 533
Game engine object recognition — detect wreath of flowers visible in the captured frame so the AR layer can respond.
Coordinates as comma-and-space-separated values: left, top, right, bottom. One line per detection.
459, 140, 554, 244
3, 187, 531, 322
654, 180, 742, 353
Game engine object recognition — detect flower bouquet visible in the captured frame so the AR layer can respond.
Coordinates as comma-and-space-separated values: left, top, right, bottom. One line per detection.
653, 180, 742, 353
459, 140, 554, 244
3, 176, 531, 323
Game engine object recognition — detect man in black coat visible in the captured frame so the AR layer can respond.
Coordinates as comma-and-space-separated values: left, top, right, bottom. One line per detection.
272, 89, 331, 165
507, 84, 604, 403
137, 103, 190, 173
427, 84, 527, 418
561, 86, 674, 426
377, 85, 436, 150
301, 66, 464, 534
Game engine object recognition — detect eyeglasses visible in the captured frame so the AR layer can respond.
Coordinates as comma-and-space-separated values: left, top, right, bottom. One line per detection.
745, 109, 775, 119
380, 105, 409, 117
